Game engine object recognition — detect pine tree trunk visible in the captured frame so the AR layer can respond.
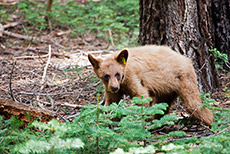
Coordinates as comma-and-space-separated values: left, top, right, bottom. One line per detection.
212, 0, 230, 58
139, 0, 219, 92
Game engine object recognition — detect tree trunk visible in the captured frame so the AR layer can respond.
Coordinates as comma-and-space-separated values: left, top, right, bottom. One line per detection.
139, 0, 219, 92
211, 0, 230, 58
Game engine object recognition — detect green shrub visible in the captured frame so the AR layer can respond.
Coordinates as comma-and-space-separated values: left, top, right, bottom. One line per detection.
209, 47, 229, 71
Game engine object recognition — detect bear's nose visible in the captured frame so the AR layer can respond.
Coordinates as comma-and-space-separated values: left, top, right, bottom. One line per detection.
111, 86, 118, 92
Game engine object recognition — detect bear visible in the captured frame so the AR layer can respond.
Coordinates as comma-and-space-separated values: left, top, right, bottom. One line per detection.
88, 45, 213, 126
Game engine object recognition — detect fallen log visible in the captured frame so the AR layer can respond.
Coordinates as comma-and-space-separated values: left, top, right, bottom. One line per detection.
0, 98, 56, 122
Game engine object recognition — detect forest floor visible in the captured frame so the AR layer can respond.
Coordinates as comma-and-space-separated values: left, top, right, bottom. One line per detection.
0, 17, 230, 140
0, 23, 112, 121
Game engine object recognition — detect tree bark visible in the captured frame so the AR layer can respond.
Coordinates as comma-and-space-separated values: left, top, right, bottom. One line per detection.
211, 0, 230, 58
139, 0, 219, 92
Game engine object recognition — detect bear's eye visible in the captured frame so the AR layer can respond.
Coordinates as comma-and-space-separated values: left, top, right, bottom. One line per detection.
103, 74, 110, 82
115, 72, 120, 80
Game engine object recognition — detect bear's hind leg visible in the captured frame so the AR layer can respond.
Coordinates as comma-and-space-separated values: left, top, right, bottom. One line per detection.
178, 78, 213, 126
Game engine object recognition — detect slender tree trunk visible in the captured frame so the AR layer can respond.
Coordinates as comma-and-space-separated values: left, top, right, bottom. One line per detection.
46, 0, 53, 12
46, 0, 53, 31
139, 0, 219, 92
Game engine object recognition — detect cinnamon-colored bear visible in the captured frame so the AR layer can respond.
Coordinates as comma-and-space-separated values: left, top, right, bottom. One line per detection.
88, 45, 213, 125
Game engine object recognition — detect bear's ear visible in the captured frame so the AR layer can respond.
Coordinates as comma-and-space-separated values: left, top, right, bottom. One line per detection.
115, 49, 128, 65
88, 54, 101, 69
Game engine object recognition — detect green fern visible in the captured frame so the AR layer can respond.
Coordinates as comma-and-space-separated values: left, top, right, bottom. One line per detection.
14, 119, 84, 153
0, 116, 29, 154
15, 137, 84, 154
69, 97, 179, 153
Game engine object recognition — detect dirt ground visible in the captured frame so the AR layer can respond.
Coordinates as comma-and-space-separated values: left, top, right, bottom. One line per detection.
0, 25, 114, 121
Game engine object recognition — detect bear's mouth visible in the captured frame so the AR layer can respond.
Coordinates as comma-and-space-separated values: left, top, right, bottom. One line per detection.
107, 88, 119, 94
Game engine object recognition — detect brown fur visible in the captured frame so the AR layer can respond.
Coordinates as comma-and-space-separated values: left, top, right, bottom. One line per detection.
88, 45, 213, 126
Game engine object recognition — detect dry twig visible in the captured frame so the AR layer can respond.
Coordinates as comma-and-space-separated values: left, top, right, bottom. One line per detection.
14, 54, 49, 60
41, 45, 52, 89
108, 29, 114, 47
9, 61, 17, 102
36, 45, 52, 108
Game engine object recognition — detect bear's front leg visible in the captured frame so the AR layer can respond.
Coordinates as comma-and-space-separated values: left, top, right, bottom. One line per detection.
104, 91, 123, 106
128, 78, 155, 107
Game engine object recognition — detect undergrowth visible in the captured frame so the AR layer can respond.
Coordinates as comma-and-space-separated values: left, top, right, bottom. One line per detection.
209, 47, 230, 72
0, 0, 139, 47
1, 95, 229, 154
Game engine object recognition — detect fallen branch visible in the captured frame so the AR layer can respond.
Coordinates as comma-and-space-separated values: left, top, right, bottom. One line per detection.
0, 98, 56, 122
3, 30, 46, 43
12, 46, 70, 58
18, 91, 74, 96
77, 50, 114, 55
62, 102, 83, 109
222, 101, 230, 106
0, 22, 46, 43
3, 22, 20, 29
65, 113, 81, 120
14, 54, 49, 60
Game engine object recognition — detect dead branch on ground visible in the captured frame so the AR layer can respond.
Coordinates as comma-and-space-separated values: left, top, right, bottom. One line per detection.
0, 98, 56, 122
0, 22, 46, 43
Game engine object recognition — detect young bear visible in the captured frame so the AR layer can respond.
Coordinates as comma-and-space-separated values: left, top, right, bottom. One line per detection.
88, 45, 213, 126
